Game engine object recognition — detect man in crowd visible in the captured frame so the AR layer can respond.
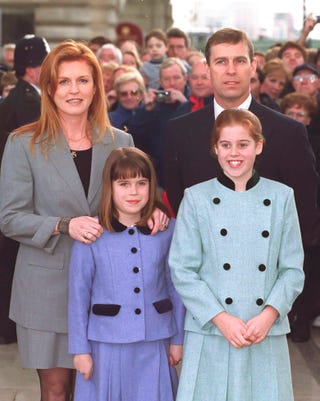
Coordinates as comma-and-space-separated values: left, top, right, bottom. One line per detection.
165, 28, 320, 342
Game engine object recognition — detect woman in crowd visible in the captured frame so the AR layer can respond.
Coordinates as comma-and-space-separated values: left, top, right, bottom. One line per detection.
0, 39, 168, 401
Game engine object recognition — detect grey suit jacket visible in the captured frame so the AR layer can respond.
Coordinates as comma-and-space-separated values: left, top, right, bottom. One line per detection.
0, 128, 133, 332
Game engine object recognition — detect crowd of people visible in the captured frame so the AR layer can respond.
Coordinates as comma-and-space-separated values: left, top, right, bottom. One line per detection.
0, 14, 319, 401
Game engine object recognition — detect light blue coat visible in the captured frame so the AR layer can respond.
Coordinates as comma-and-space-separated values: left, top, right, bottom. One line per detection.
169, 175, 304, 336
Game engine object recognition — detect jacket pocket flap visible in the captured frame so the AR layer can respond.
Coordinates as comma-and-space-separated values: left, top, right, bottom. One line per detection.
92, 304, 121, 316
153, 298, 173, 314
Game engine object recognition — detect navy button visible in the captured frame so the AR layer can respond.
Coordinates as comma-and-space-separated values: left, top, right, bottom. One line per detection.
262, 230, 269, 238
134, 287, 140, 293
256, 298, 264, 306
258, 264, 266, 272
213, 197, 220, 204
220, 228, 227, 236
131, 247, 138, 253
135, 308, 141, 314
223, 263, 231, 270
263, 199, 271, 206
128, 228, 135, 235
133, 266, 140, 273
225, 297, 233, 305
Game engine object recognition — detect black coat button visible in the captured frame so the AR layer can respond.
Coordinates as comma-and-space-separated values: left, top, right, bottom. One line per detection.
135, 308, 141, 314
258, 264, 266, 272
133, 266, 140, 273
213, 197, 220, 204
263, 199, 271, 206
261, 230, 269, 238
225, 297, 233, 305
223, 263, 231, 270
128, 228, 135, 235
134, 287, 140, 293
131, 247, 138, 253
220, 228, 227, 236
256, 298, 264, 306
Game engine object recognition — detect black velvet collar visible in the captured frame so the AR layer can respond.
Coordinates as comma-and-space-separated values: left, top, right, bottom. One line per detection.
111, 218, 151, 235
217, 170, 260, 191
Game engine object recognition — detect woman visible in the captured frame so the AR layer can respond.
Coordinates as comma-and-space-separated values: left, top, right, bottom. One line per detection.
0, 40, 168, 401
109, 71, 154, 155
260, 59, 290, 108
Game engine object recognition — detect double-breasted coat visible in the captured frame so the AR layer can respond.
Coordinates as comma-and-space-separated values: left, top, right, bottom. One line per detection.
169, 174, 304, 401
0, 128, 133, 335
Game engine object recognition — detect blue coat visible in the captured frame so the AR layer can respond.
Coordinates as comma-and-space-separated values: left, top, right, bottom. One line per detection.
68, 219, 185, 355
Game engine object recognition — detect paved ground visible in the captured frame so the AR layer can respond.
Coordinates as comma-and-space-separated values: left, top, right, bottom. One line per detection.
1, 328, 320, 400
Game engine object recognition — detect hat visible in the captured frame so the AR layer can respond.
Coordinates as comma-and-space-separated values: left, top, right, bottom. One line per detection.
14, 34, 50, 71
293, 63, 319, 78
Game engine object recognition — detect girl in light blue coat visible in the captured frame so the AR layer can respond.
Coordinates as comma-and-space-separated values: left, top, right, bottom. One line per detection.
169, 109, 304, 401
68, 147, 185, 401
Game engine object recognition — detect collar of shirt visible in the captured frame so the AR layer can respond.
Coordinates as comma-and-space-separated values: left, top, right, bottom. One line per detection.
213, 94, 252, 119
29, 82, 41, 95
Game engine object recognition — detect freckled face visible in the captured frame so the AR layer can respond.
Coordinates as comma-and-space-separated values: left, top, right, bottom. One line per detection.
214, 124, 263, 190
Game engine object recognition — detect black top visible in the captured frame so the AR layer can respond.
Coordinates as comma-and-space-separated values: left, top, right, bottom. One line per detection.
70, 147, 92, 197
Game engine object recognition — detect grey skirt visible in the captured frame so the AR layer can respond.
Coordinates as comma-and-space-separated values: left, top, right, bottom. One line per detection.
16, 324, 74, 369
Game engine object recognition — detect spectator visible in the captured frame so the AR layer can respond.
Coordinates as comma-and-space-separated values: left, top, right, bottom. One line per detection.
278, 41, 307, 73
87, 36, 112, 55
259, 58, 290, 108
175, 58, 213, 117
109, 71, 153, 155
96, 43, 122, 65
166, 27, 191, 74
165, 27, 320, 342
0, 70, 17, 102
292, 62, 320, 100
1, 43, 15, 69
186, 50, 205, 67
254, 51, 266, 69
140, 28, 167, 89
122, 50, 142, 69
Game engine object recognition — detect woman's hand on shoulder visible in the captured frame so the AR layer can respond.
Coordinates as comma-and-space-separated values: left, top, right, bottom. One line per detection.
73, 354, 93, 380
147, 207, 170, 235
69, 216, 103, 244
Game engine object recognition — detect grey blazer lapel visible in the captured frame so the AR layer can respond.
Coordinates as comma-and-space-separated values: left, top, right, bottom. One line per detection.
88, 132, 114, 205
49, 136, 90, 215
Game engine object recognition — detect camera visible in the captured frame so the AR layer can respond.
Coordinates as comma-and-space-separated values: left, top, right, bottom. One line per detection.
155, 90, 170, 103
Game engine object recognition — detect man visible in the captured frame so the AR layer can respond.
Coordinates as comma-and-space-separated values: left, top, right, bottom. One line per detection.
165, 28, 320, 341
96, 43, 122, 64
166, 27, 191, 74
147, 57, 189, 187
1, 43, 15, 70
0, 34, 49, 344
175, 57, 213, 116
0, 34, 50, 148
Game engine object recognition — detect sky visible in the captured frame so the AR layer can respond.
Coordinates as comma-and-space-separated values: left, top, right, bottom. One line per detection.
170, 0, 320, 39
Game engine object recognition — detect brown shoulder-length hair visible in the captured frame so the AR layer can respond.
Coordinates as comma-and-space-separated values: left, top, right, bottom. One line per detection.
15, 39, 111, 154
211, 109, 265, 154
99, 147, 159, 232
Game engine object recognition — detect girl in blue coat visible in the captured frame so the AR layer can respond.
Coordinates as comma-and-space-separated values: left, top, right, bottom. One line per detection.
169, 109, 305, 401
68, 147, 184, 401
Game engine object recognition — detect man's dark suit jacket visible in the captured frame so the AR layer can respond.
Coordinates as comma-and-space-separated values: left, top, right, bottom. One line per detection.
0, 78, 41, 161
165, 98, 320, 248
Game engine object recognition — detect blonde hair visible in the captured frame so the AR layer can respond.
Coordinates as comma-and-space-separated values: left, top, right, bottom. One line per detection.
15, 39, 111, 154
113, 71, 146, 95
99, 147, 159, 231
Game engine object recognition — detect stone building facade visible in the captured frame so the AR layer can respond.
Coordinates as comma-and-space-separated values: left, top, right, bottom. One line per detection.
0, 0, 172, 46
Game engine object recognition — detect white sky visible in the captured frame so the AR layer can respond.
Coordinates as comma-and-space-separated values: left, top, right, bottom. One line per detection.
171, 0, 320, 39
